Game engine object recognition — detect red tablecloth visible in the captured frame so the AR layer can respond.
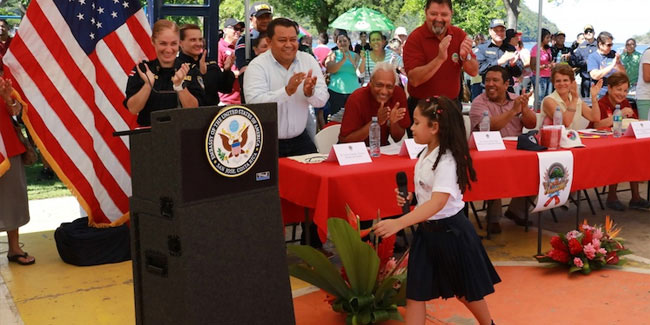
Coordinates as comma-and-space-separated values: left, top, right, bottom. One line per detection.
279, 136, 650, 242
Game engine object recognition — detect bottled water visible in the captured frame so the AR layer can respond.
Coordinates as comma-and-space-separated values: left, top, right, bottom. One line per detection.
369, 116, 381, 157
553, 106, 563, 126
612, 104, 622, 138
556, 51, 563, 63
479, 111, 490, 132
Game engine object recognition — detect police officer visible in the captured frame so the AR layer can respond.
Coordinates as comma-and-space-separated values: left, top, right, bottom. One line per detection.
476, 19, 523, 90
124, 20, 205, 127
178, 24, 235, 106
570, 24, 598, 98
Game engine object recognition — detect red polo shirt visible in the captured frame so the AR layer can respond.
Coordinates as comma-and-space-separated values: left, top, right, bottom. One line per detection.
403, 24, 473, 100
339, 85, 410, 146
588, 96, 638, 128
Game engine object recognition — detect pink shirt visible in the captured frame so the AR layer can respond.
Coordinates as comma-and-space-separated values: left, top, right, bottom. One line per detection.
469, 92, 525, 137
530, 45, 552, 78
218, 38, 240, 104
313, 45, 331, 68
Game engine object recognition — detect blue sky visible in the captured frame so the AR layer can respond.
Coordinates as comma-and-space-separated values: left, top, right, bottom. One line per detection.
523, 0, 647, 43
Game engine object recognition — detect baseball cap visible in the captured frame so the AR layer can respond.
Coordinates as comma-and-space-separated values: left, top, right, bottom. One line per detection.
249, 2, 273, 17
505, 28, 522, 39
583, 24, 594, 32
394, 26, 408, 36
224, 18, 240, 28
560, 129, 585, 149
555, 31, 566, 37
517, 130, 547, 151
490, 19, 506, 29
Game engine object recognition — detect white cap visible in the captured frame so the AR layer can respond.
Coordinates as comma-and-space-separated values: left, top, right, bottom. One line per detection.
560, 129, 585, 149
394, 26, 407, 36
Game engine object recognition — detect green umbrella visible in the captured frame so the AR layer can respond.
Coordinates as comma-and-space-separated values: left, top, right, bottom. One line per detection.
329, 7, 395, 32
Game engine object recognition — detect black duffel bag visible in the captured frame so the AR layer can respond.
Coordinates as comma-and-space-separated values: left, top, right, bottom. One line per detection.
54, 217, 130, 266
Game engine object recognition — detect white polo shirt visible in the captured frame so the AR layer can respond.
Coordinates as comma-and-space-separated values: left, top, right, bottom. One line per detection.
244, 50, 329, 139
414, 146, 465, 220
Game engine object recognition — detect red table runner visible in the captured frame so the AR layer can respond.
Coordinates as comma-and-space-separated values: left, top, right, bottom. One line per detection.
279, 136, 650, 242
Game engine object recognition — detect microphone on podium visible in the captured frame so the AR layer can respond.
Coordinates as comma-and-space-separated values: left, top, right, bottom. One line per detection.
396, 171, 410, 215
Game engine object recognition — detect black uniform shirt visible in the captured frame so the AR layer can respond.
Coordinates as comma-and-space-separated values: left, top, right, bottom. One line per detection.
177, 51, 235, 105
123, 58, 205, 126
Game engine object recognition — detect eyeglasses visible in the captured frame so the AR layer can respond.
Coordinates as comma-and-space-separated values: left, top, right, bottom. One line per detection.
584, 29, 594, 34
605, 43, 613, 47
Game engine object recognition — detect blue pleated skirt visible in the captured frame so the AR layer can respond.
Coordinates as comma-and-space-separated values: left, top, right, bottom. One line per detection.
406, 210, 501, 302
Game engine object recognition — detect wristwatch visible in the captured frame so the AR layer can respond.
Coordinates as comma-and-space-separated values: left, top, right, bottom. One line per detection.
173, 83, 184, 92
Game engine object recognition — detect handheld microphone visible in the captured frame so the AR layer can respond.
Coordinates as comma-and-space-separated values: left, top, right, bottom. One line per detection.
138, 60, 148, 73
396, 171, 410, 215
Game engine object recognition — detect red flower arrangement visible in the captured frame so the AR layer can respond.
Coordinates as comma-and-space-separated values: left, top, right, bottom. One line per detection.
536, 216, 631, 274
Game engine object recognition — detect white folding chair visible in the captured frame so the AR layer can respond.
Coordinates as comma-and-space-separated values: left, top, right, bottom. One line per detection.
463, 115, 471, 140
314, 124, 341, 154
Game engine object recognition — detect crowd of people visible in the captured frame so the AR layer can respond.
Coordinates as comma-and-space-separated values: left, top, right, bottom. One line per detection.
1, 0, 650, 323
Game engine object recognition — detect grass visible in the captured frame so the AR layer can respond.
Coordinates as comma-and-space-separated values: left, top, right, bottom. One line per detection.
25, 161, 71, 200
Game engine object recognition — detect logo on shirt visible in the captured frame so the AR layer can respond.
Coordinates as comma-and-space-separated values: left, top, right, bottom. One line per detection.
205, 105, 263, 177
451, 53, 459, 63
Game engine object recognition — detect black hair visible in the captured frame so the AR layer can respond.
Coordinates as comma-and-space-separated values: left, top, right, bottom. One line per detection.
541, 28, 551, 49
336, 34, 350, 43
179, 23, 201, 41
596, 31, 613, 45
626, 38, 636, 46
416, 96, 476, 193
318, 32, 328, 44
267, 18, 298, 40
0, 19, 9, 27
485, 65, 510, 84
425, 0, 453, 11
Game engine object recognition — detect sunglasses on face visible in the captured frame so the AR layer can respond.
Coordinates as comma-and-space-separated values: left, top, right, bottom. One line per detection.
604, 43, 613, 47
584, 29, 594, 34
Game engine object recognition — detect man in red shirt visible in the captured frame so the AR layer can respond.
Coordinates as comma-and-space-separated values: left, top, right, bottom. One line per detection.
402, 0, 477, 135
339, 62, 410, 145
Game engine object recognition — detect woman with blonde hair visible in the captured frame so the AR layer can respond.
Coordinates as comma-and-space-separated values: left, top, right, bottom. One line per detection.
124, 19, 204, 126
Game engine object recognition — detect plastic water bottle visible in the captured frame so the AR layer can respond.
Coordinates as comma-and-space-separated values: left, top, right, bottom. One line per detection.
369, 116, 381, 157
556, 51, 563, 63
553, 106, 563, 126
613, 104, 622, 138
479, 111, 490, 131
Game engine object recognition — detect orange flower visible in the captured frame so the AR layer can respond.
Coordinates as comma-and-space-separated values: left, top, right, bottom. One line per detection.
605, 215, 621, 239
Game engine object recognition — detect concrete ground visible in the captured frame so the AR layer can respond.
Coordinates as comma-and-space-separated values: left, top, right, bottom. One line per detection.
1, 183, 648, 324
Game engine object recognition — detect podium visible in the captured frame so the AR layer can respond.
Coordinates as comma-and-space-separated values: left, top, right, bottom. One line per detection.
127, 104, 295, 324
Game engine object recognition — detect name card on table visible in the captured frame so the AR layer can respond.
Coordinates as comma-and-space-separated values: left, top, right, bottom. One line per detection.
469, 131, 506, 151
326, 142, 372, 166
624, 121, 650, 139
399, 138, 427, 159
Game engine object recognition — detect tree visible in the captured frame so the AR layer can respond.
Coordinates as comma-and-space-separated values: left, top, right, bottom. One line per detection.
503, 0, 520, 29
400, 0, 505, 37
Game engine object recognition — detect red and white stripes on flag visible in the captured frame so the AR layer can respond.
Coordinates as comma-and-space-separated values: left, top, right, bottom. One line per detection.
2, 0, 155, 226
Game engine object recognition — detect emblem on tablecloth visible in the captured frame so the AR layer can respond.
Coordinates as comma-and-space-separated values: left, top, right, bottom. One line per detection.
532, 151, 574, 213
206, 105, 263, 177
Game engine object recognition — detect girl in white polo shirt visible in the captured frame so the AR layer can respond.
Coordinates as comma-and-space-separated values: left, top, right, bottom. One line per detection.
374, 96, 500, 325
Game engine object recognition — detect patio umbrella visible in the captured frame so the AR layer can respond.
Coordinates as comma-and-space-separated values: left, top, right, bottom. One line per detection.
329, 7, 395, 32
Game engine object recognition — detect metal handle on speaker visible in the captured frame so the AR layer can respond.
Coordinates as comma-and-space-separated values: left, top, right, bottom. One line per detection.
145, 250, 168, 277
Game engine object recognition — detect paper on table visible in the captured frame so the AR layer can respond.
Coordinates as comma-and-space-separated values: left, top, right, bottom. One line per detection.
287, 153, 328, 164
502, 136, 518, 141
380, 144, 402, 155
578, 129, 612, 136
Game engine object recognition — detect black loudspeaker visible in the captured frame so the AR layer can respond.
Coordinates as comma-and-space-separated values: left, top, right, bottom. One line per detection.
127, 104, 294, 325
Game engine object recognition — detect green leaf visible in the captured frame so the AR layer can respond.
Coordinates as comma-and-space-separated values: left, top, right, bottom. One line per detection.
329, 218, 380, 296
287, 245, 352, 299
569, 266, 582, 273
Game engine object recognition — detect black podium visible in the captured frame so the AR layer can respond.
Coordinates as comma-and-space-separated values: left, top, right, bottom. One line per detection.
127, 104, 295, 325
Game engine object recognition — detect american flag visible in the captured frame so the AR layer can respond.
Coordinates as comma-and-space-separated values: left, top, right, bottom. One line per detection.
2, 0, 155, 225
